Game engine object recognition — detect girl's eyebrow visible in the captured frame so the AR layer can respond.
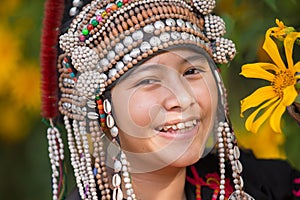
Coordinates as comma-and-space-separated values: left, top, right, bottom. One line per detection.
125, 54, 208, 78
179, 55, 207, 66
129, 64, 165, 77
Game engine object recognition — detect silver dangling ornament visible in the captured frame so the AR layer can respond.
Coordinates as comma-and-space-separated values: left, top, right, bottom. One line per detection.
229, 191, 255, 200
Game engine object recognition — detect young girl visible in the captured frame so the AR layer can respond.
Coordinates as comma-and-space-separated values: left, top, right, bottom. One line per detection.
40, 0, 300, 199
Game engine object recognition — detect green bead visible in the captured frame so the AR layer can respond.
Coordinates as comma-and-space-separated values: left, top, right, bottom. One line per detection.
82, 28, 89, 36
296, 83, 300, 89
95, 95, 100, 100
65, 62, 70, 68
91, 19, 99, 26
117, 1, 123, 7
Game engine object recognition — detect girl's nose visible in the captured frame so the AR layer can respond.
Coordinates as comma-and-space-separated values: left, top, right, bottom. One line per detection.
162, 76, 196, 112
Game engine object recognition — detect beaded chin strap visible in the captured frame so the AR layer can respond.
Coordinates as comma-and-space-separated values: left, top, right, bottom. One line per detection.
41, 0, 254, 199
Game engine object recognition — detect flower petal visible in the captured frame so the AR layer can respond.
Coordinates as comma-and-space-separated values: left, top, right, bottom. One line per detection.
251, 99, 281, 133
269, 86, 298, 133
281, 85, 298, 106
245, 97, 279, 133
240, 63, 275, 81
268, 103, 285, 134
284, 32, 300, 70
264, 29, 286, 70
275, 19, 285, 28
294, 61, 300, 72
240, 86, 277, 117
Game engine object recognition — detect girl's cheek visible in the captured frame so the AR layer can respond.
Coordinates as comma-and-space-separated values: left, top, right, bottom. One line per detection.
128, 89, 167, 128
128, 92, 157, 127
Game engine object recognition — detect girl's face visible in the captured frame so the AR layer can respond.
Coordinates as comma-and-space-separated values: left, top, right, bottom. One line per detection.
111, 48, 218, 172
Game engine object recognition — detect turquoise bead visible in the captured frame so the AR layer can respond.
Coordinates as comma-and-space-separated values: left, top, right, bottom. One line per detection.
91, 19, 99, 26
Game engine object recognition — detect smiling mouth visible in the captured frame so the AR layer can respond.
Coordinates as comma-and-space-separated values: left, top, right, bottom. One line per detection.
155, 119, 198, 133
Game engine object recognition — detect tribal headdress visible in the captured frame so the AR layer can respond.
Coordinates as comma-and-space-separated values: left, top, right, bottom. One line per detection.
40, 0, 254, 199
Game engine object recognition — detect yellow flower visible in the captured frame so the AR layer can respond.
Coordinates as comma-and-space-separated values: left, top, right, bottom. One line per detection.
270, 19, 295, 41
237, 122, 286, 159
240, 30, 300, 133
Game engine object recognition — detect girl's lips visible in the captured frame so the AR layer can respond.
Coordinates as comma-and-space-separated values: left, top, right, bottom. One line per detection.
156, 122, 200, 140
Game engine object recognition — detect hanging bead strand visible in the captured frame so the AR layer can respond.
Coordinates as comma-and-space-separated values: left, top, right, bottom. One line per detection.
120, 151, 136, 200
73, 119, 91, 199
47, 120, 65, 200
79, 120, 98, 200
217, 121, 226, 200
90, 120, 111, 200
69, 0, 84, 16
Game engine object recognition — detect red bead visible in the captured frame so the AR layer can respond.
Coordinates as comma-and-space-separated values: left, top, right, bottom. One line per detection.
106, 7, 111, 13
87, 24, 94, 31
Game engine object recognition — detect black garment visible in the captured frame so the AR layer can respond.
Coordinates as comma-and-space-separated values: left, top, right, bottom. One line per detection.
186, 150, 300, 200
65, 150, 300, 200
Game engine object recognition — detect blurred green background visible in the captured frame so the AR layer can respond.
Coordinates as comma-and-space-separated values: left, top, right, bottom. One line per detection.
0, 0, 299, 199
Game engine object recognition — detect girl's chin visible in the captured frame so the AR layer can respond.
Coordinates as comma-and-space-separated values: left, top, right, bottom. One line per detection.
169, 152, 202, 168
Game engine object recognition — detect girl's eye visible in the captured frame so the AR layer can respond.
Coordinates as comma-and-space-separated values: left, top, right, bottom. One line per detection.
135, 79, 160, 86
184, 67, 204, 76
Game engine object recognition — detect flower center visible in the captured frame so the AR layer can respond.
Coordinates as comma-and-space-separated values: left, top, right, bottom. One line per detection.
271, 69, 295, 98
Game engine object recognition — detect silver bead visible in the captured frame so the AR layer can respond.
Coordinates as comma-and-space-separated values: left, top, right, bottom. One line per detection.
149, 36, 161, 47
115, 61, 125, 71
160, 32, 170, 42
69, 7, 78, 16
143, 24, 155, 33
122, 54, 132, 64
115, 43, 125, 54
154, 21, 165, 29
108, 68, 118, 78
132, 30, 144, 40
140, 42, 151, 52
165, 18, 176, 27
110, 126, 119, 137
123, 36, 133, 47
107, 50, 116, 61
176, 19, 185, 27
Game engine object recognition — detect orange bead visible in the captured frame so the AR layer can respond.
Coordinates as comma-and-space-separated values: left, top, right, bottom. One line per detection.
98, 105, 103, 110
111, 4, 118, 11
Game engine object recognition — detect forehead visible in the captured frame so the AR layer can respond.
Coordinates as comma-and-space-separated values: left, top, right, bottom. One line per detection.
143, 48, 209, 65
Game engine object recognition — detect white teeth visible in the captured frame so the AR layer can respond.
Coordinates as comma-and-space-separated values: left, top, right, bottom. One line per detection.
164, 125, 171, 131
176, 122, 185, 129
158, 120, 198, 132
185, 121, 193, 127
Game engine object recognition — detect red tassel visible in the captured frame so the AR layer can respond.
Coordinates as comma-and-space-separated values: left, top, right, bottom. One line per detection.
40, 0, 65, 119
